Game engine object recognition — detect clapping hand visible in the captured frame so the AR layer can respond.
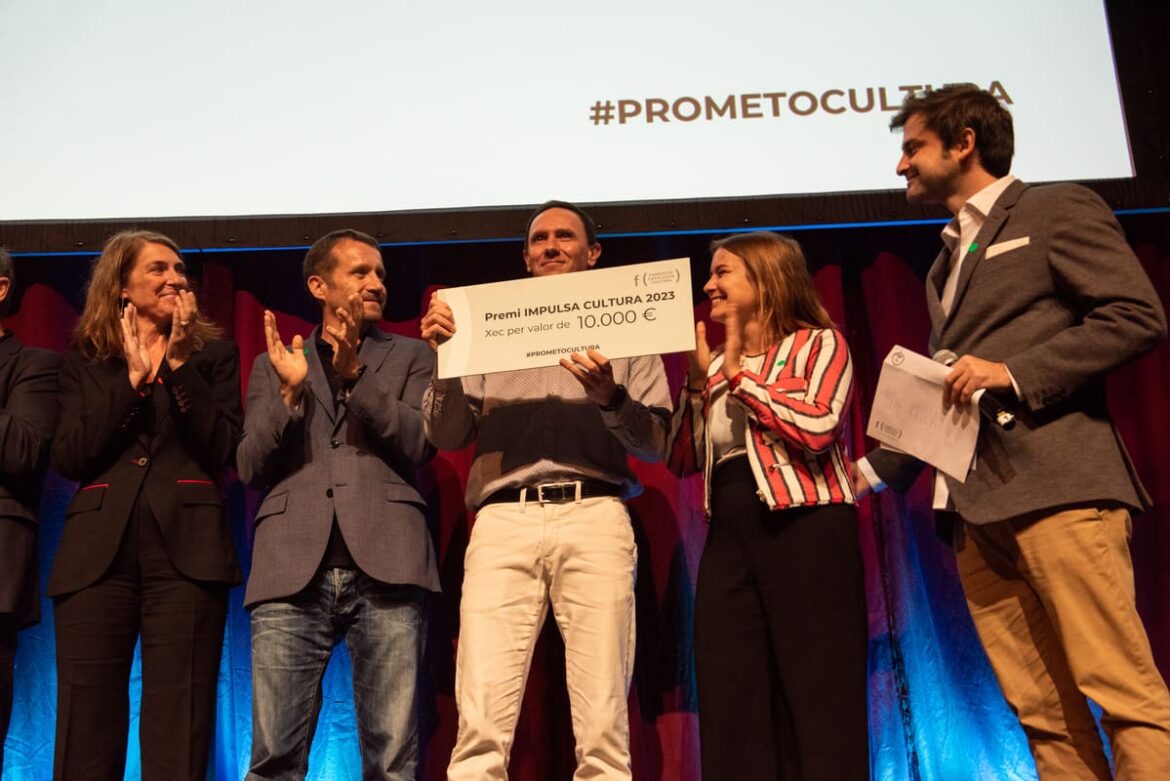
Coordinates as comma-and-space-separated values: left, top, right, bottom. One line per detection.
687, 321, 711, 392
264, 310, 308, 409
166, 289, 198, 369
326, 293, 365, 381
121, 303, 153, 390
721, 305, 743, 380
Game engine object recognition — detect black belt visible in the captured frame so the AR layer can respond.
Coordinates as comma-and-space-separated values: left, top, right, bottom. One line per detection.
480, 479, 622, 507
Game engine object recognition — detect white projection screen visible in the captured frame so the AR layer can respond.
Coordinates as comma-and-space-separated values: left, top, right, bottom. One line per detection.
0, 0, 1131, 223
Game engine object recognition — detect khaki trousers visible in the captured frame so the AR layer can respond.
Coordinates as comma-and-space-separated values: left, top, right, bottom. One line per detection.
447, 495, 636, 781
957, 505, 1170, 780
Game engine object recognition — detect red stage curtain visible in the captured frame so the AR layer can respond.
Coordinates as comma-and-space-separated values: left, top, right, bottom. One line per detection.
4, 212, 1168, 780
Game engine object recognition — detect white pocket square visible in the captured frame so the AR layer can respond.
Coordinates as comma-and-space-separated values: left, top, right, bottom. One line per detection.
986, 236, 1030, 259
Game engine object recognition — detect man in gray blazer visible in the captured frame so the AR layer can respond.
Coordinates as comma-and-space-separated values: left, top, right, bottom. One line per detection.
856, 85, 1170, 778
238, 229, 438, 780
0, 248, 59, 775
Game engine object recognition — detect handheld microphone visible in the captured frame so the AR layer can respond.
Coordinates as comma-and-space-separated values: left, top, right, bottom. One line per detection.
932, 349, 1016, 430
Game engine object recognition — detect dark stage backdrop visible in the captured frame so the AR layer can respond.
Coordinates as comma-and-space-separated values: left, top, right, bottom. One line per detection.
3, 211, 1169, 780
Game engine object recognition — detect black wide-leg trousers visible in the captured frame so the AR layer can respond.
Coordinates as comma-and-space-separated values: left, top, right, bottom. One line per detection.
694, 457, 869, 781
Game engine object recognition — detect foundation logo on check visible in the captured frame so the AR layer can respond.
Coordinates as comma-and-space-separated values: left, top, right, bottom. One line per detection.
634, 268, 681, 287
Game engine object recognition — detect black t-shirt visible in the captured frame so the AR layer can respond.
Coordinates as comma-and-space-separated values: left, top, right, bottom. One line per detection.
314, 336, 357, 571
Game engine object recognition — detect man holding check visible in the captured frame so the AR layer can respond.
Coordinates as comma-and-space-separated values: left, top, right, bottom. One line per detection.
421, 200, 670, 780
855, 85, 1170, 778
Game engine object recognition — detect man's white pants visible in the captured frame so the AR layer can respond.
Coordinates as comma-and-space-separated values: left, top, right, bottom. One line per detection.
447, 494, 637, 781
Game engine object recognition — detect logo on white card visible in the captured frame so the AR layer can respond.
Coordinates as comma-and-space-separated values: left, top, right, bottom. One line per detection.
636, 268, 681, 287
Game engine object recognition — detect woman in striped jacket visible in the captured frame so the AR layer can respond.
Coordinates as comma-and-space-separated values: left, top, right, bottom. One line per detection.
669, 231, 868, 780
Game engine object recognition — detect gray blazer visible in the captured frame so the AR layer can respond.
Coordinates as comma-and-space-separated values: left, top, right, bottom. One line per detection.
868, 180, 1167, 524
238, 327, 439, 607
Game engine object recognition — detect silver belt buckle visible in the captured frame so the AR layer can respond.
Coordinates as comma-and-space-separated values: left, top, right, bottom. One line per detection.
537, 481, 576, 503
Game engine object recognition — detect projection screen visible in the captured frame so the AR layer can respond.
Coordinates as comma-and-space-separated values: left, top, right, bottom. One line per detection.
0, 0, 1131, 223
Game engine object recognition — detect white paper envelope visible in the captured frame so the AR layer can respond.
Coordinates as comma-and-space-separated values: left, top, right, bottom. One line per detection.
866, 345, 980, 481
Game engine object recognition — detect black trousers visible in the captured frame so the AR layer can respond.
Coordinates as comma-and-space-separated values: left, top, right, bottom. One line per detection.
53, 499, 228, 781
1, 614, 15, 776
694, 457, 869, 780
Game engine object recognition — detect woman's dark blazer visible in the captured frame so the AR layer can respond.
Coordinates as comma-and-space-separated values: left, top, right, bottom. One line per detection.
48, 339, 243, 597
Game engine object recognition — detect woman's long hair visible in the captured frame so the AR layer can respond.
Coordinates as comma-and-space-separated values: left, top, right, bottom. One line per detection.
709, 231, 833, 345
72, 230, 222, 361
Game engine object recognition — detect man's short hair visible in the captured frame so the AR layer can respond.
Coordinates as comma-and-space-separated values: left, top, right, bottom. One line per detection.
0, 248, 13, 318
523, 200, 599, 246
0, 247, 13, 284
890, 84, 1014, 178
302, 229, 380, 285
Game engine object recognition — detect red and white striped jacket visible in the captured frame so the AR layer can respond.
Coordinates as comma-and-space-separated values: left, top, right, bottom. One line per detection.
668, 327, 856, 515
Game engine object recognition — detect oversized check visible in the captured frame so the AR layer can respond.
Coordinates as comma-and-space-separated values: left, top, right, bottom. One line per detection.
437, 258, 694, 378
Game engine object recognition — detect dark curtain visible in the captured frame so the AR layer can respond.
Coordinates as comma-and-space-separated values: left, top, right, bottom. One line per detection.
3, 210, 1168, 780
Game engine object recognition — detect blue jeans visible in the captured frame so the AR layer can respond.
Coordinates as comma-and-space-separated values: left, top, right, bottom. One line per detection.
247, 568, 426, 781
